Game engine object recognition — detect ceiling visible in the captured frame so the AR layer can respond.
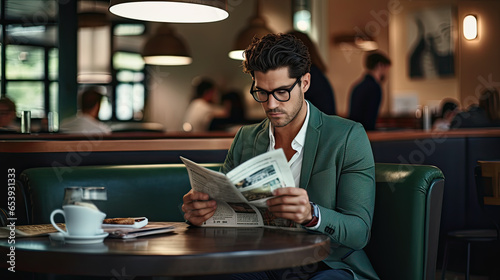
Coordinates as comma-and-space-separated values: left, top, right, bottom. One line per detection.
3, 0, 58, 21
1, 0, 126, 47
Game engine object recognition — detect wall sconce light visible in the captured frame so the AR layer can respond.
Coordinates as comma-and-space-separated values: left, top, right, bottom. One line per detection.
463, 15, 477, 40
228, 0, 273, 60
109, 0, 229, 23
142, 24, 192, 66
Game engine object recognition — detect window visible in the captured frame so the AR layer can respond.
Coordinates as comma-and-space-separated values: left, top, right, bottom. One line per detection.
4, 37, 58, 119
1, 1, 148, 129
78, 23, 147, 122
1, 0, 58, 124
114, 52, 146, 121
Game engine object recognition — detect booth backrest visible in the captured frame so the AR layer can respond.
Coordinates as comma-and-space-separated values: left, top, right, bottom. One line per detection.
18, 163, 222, 225
14, 163, 444, 280
365, 163, 445, 280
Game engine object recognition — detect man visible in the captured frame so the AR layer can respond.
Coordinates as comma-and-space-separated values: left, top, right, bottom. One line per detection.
348, 52, 391, 131
183, 78, 228, 132
0, 96, 18, 132
60, 87, 111, 134
182, 33, 378, 280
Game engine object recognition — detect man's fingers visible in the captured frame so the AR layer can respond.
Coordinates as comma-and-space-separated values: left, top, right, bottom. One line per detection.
182, 199, 216, 213
272, 187, 306, 196
183, 190, 210, 203
184, 207, 216, 226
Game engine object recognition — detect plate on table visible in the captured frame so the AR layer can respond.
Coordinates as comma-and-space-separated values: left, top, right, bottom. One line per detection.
49, 232, 109, 244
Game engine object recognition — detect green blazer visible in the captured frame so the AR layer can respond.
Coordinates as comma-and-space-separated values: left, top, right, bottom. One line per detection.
221, 104, 379, 280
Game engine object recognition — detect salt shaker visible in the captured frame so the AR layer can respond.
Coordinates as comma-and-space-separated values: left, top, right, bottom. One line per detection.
21, 110, 31, 134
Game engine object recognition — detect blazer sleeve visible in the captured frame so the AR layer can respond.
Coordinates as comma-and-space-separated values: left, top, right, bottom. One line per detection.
316, 123, 376, 250
220, 127, 242, 174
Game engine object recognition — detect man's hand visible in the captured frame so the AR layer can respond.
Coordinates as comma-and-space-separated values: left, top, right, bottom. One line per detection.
181, 189, 217, 226
266, 187, 312, 224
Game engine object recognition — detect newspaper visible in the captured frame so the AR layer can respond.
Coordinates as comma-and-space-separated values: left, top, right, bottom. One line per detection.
104, 222, 175, 239
181, 149, 303, 230
0, 223, 63, 238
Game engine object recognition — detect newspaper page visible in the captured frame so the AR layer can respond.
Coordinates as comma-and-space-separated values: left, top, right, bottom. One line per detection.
226, 149, 295, 207
181, 149, 302, 230
202, 201, 263, 227
180, 157, 248, 203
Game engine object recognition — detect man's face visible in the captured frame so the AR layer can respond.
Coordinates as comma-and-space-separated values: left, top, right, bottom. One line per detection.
379, 64, 390, 82
254, 67, 309, 128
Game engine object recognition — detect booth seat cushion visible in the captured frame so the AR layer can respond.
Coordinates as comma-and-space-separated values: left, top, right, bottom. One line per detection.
366, 163, 445, 280
20, 164, 222, 225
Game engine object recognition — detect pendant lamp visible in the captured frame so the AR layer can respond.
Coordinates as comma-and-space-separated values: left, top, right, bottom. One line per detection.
78, 24, 113, 83
228, 0, 273, 60
79, 1, 109, 28
109, 0, 229, 23
142, 24, 192, 65
78, 1, 112, 84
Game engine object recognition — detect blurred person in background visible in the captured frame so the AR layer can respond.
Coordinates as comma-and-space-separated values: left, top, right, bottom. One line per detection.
432, 98, 460, 131
60, 87, 111, 134
288, 30, 337, 115
210, 89, 247, 131
183, 78, 228, 132
348, 52, 391, 131
0, 96, 18, 133
451, 88, 500, 129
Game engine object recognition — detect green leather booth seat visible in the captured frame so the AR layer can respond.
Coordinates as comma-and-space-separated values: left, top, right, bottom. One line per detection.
365, 163, 445, 280
9, 163, 444, 280
17, 163, 222, 225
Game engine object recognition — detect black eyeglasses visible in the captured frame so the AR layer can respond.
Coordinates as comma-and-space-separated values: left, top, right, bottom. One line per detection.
250, 77, 301, 103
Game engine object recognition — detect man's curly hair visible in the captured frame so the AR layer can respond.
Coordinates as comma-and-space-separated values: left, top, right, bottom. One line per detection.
243, 33, 311, 80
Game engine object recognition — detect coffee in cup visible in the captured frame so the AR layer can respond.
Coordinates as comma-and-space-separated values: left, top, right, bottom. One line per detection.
50, 205, 106, 236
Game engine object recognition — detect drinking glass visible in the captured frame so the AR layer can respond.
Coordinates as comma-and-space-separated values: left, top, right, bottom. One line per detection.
62, 187, 107, 211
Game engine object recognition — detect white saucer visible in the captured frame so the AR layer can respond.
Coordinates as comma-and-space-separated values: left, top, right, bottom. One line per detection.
49, 232, 109, 244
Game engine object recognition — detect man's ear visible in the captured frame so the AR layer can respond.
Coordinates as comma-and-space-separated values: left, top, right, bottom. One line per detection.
301, 72, 311, 92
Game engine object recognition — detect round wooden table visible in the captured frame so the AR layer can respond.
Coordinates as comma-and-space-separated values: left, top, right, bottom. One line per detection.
0, 222, 330, 277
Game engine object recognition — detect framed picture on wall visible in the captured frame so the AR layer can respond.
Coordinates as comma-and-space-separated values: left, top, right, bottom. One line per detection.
407, 6, 456, 79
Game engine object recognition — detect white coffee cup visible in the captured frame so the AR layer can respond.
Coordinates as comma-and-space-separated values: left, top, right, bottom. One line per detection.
50, 205, 106, 236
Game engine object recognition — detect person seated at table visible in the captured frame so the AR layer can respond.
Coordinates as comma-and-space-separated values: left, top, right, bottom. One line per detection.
182, 33, 378, 280
450, 88, 500, 129
60, 87, 111, 134
183, 78, 228, 132
209, 89, 247, 131
432, 98, 460, 131
0, 96, 19, 133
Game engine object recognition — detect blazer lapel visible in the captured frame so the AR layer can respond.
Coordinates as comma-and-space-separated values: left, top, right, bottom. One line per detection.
253, 119, 270, 157
300, 105, 322, 189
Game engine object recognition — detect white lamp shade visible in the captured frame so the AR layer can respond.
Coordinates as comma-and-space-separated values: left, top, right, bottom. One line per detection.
109, 0, 229, 23
143, 55, 192, 65
228, 17, 273, 60
463, 15, 477, 40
